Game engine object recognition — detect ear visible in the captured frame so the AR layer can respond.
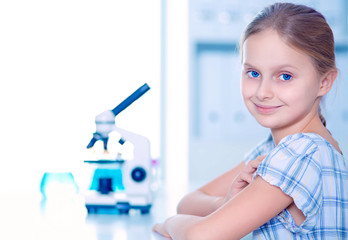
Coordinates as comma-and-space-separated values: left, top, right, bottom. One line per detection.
318, 68, 338, 96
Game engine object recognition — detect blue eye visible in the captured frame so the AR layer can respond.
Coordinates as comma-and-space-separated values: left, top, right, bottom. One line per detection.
248, 71, 260, 78
280, 74, 292, 81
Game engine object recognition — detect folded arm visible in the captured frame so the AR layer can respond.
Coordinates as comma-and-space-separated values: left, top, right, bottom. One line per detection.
177, 156, 265, 216
176, 161, 245, 216
154, 176, 294, 240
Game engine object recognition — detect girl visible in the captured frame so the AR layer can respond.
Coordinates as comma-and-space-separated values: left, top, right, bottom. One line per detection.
153, 3, 348, 239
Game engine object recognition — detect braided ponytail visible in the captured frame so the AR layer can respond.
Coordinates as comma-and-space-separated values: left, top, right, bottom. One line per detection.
318, 106, 326, 127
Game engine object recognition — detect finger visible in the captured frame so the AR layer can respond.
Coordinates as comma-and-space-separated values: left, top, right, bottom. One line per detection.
249, 159, 260, 168
246, 160, 260, 173
153, 224, 171, 238
238, 172, 253, 184
152, 224, 158, 232
256, 155, 266, 162
248, 156, 266, 170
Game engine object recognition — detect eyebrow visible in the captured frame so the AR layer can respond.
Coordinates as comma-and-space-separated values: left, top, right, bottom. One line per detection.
242, 63, 256, 69
242, 62, 299, 71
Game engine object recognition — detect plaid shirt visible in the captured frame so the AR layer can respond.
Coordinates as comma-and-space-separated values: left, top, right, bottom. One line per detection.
245, 133, 348, 239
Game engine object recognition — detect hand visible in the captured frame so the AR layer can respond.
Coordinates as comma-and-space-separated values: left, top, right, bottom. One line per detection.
153, 215, 203, 239
153, 221, 171, 238
224, 155, 266, 202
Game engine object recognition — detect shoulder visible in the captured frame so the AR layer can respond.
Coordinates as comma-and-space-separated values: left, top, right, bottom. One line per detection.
276, 133, 321, 156
274, 132, 341, 162
254, 133, 346, 234
255, 133, 326, 232
258, 133, 323, 180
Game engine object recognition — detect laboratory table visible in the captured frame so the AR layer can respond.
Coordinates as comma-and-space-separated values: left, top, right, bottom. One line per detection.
0, 190, 170, 240
1, 188, 252, 240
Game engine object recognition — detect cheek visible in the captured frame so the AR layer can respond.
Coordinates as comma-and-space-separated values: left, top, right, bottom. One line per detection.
241, 78, 253, 100
278, 87, 312, 107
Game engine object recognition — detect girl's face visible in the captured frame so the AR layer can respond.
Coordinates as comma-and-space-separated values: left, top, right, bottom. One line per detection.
241, 29, 323, 133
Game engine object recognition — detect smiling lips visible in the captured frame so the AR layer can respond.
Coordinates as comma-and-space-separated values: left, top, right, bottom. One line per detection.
254, 103, 282, 114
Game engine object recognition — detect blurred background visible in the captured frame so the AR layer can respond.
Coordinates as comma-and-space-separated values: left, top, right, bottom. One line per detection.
187, 0, 348, 187
0, 0, 347, 239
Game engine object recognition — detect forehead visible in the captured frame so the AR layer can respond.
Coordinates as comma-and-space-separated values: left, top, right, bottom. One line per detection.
242, 29, 314, 69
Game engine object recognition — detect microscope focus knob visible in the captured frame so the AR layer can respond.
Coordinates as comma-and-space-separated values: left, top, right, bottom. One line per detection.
131, 167, 147, 182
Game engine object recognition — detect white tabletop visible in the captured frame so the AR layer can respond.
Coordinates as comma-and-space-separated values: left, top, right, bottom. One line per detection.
0, 190, 170, 240
1, 185, 252, 240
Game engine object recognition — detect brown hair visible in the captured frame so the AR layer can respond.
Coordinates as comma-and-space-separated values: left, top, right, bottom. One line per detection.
240, 2, 336, 126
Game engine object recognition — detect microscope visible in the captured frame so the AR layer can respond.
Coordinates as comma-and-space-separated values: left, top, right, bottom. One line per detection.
83, 83, 152, 214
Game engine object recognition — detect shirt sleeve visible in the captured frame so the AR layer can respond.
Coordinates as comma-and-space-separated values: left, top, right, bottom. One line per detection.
254, 133, 323, 233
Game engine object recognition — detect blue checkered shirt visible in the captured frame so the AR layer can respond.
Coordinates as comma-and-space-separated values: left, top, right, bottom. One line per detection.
244, 133, 348, 239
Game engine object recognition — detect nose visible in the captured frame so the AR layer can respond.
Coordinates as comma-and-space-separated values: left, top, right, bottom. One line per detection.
256, 78, 273, 101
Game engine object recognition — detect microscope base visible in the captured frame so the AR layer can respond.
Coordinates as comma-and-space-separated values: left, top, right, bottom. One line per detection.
84, 191, 152, 214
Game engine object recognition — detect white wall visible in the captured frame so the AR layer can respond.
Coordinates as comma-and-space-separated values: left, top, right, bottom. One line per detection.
0, 0, 161, 193
163, 0, 190, 211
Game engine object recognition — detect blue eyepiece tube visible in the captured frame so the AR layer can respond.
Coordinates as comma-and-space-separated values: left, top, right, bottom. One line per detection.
111, 83, 150, 117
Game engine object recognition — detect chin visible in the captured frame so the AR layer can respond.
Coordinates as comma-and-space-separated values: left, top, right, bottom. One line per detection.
254, 117, 281, 129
